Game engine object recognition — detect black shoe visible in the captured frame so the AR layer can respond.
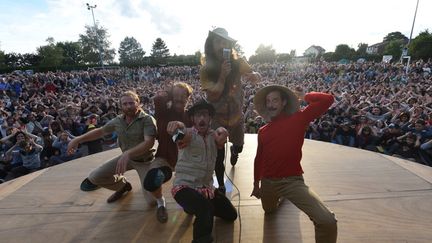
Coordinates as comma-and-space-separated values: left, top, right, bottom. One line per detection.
157, 206, 168, 223
183, 208, 193, 215
80, 178, 100, 191
230, 146, 239, 166
107, 182, 132, 203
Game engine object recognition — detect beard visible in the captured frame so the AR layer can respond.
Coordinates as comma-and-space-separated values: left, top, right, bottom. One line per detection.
123, 108, 138, 117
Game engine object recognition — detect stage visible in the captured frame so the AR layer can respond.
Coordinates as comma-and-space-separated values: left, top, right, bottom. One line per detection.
1, 134, 431, 243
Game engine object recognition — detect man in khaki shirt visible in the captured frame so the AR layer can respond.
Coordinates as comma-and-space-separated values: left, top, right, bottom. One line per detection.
68, 91, 157, 204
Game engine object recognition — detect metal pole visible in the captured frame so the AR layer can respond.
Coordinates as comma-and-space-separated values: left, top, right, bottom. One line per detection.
406, 0, 420, 74
87, 3, 104, 68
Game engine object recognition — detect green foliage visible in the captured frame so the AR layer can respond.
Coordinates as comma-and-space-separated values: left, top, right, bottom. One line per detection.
383, 31, 408, 42
333, 44, 356, 60
277, 53, 294, 62
22, 53, 41, 66
0, 50, 6, 68
356, 43, 368, 57
322, 52, 337, 62
383, 39, 404, 61
409, 30, 432, 60
79, 25, 116, 65
151, 38, 170, 64
166, 54, 200, 66
37, 38, 64, 67
56, 41, 83, 65
248, 44, 277, 64
118, 36, 146, 66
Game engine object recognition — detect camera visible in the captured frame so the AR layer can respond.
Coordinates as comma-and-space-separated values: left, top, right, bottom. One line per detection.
223, 48, 231, 62
172, 129, 185, 142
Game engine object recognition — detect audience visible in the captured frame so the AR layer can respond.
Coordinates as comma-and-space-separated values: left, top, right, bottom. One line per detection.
0, 60, 431, 182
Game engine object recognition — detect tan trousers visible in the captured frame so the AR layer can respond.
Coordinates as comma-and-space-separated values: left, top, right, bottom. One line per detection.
261, 176, 337, 243
88, 155, 156, 205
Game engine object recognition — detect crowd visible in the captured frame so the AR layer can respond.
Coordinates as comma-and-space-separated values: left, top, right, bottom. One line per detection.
0, 59, 431, 182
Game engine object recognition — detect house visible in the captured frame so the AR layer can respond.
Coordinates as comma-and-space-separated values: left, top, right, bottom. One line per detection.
366, 42, 387, 54
303, 45, 326, 57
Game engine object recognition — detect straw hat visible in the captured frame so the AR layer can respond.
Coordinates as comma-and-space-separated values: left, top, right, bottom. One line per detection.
209, 27, 236, 43
253, 85, 300, 121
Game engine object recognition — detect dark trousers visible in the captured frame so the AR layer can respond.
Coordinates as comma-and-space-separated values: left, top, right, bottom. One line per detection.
174, 187, 237, 243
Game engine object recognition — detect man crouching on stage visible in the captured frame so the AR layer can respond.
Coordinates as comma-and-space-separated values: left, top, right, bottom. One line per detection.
168, 99, 237, 243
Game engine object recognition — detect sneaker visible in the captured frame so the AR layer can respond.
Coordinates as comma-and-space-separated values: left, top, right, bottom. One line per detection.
230, 145, 239, 166
157, 206, 168, 223
107, 182, 132, 203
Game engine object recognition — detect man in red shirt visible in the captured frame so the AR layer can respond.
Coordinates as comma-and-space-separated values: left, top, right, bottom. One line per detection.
251, 85, 337, 243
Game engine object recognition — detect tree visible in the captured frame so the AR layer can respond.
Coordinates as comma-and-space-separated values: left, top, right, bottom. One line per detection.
118, 36, 145, 66
383, 39, 404, 61
322, 52, 337, 62
56, 41, 83, 66
151, 38, 170, 58
356, 43, 368, 57
409, 30, 432, 61
194, 50, 202, 64
0, 50, 6, 69
333, 44, 356, 60
151, 38, 170, 64
383, 31, 408, 43
4, 53, 25, 68
290, 49, 296, 57
37, 37, 64, 67
22, 53, 42, 67
277, 53, 293, 62
248, 44, 277, 64
79, 25, 116, 65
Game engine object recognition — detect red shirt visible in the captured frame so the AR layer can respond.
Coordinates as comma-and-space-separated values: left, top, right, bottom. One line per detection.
254, 92, 334, 181
154, 94, 191, 168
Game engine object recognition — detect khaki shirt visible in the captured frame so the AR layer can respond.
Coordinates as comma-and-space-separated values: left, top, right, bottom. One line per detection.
102, 110, 157, 162
174, 128, 218, 188
200, 58, 252, 127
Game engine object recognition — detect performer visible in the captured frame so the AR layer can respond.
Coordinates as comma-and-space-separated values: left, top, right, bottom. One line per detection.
169, 99, 237, 243
68, 91, 157, 205
251, 85, 337, 243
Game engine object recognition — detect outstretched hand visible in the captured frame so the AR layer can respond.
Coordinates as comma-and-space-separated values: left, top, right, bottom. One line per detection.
213, 127, 228, 147
167, 121, 185, 135
67, 138, 79, 155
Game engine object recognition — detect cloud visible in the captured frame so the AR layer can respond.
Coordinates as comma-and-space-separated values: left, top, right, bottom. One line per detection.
114, 0, 140, 18
140, 1, 181, 35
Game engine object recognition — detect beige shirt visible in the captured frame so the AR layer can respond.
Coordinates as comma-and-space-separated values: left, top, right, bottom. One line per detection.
102, 110, 157, 162
174, 129, 218, 188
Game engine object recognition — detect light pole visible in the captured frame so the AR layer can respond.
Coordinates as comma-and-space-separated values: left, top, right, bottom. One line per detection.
405, 0, 420, 74
86, 3, 104, 68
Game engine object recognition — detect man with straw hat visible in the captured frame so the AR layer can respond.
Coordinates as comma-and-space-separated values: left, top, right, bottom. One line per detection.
251, 85, 337, 243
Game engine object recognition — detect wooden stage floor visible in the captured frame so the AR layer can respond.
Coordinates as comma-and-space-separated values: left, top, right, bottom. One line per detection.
1, 134, 431, 243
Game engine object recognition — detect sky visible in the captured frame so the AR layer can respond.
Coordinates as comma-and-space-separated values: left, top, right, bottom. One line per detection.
0, 0, 430, 59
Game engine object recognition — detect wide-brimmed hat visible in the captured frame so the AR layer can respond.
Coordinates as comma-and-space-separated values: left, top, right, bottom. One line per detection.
187, 99, 215, 117
253, 85, 300, 121
209, 27, 236, 43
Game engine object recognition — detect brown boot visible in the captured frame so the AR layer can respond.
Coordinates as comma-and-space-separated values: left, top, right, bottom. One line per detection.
107, 182, 132, 203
